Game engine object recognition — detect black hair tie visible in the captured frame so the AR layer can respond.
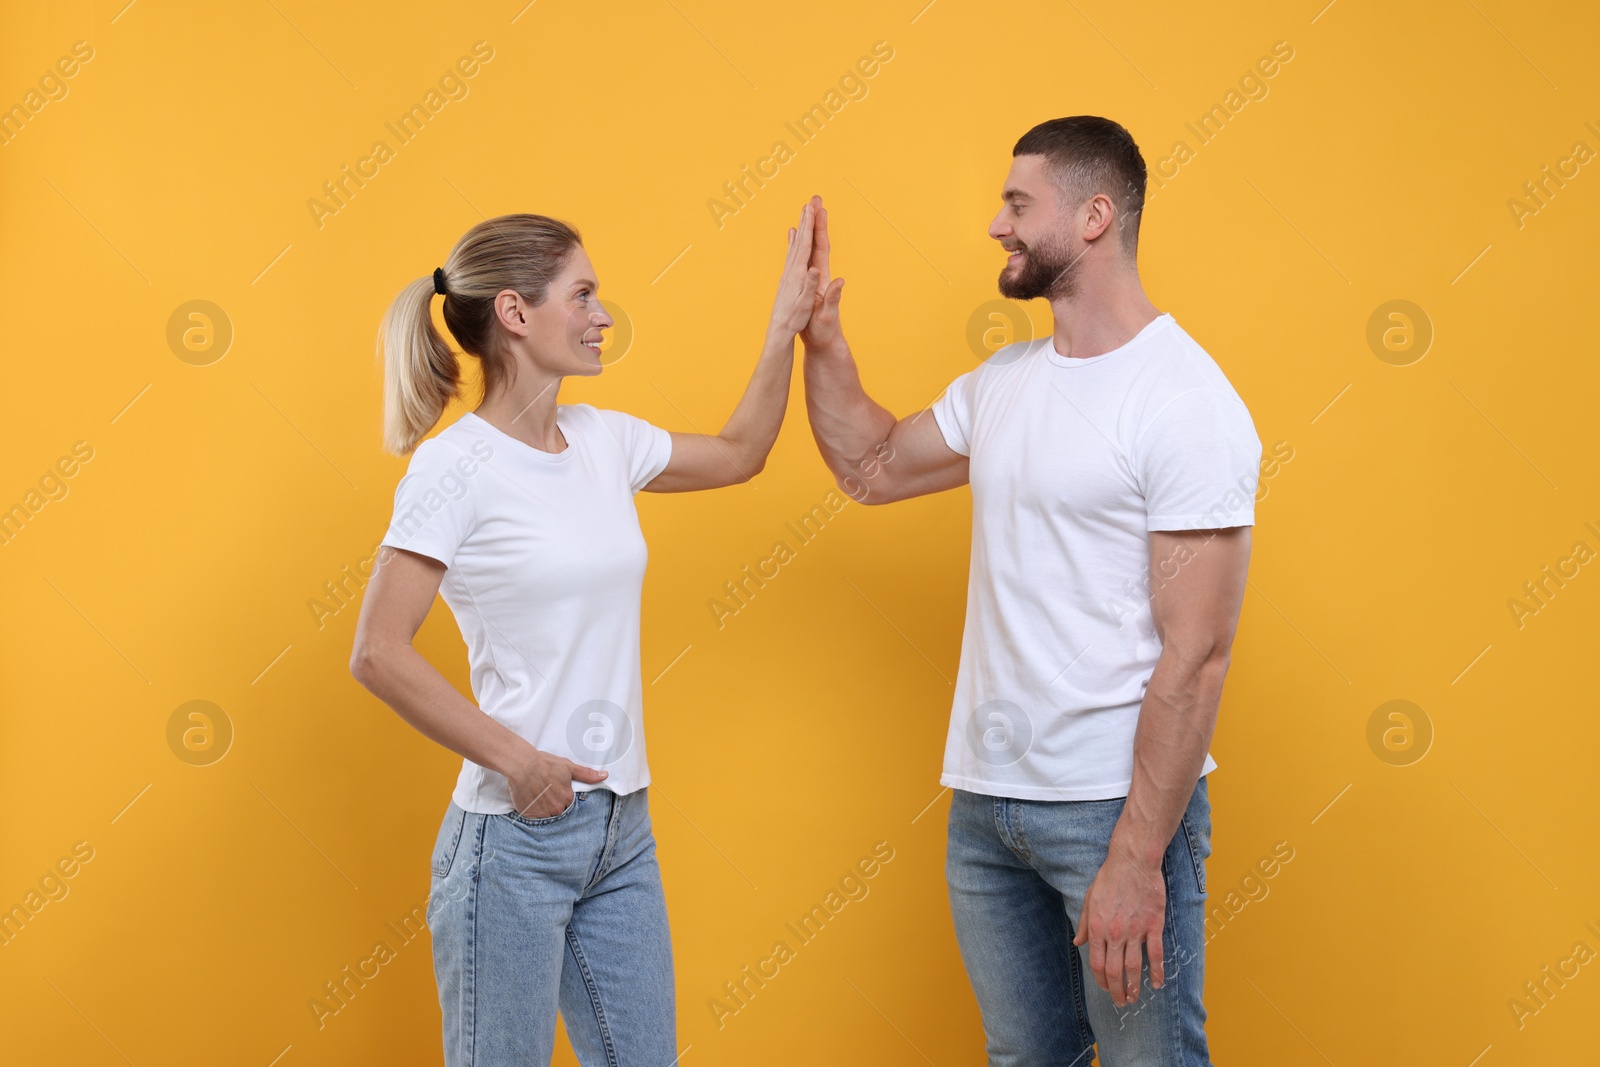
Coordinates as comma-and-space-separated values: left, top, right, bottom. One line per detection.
432, 267, 448, 296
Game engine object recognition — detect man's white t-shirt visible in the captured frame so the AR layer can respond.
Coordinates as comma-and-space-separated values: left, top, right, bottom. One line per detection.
379, 404, 672, 813
929, 312, 1261, 801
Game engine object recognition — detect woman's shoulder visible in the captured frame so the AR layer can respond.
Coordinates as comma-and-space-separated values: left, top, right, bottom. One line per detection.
405, 416, 493, 471
563, 402, 650, 437
563, 404, 667, 475
558, 401, 601, 421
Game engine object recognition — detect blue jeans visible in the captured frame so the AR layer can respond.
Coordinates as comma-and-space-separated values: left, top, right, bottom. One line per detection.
426, 787, 677, 1066
947, 777, 1213, 1066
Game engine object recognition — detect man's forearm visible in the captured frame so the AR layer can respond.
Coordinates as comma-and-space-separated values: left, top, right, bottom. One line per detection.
1111, 649, 1229, 867
802, 336, 897, 497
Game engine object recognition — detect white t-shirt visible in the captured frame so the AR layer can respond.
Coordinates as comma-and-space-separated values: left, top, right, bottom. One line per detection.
379, 403, 673, 813
929, 312, 1261, 801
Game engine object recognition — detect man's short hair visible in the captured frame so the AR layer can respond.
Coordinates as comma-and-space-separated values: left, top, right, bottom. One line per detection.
1013, 116, 1148, 254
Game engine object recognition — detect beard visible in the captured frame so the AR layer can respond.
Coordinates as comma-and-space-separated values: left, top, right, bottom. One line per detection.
998, 233, 1078, 301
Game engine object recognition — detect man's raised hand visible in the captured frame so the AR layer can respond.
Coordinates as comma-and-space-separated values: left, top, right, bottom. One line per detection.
799, 194, 846, 351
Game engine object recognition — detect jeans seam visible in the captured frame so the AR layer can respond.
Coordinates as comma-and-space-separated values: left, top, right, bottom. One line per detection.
993, 796, 1027, 861
465, 815, 485, 1066
1179, 814, 1206, 897
1013, 799, 1034, 863
565, 923, 620, 1067
434, 806, 465, 879
1160, 854, 1182, 1067
1064, 903, 1095, 1052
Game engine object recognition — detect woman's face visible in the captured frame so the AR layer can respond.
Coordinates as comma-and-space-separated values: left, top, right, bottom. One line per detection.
521, 244, 613, 377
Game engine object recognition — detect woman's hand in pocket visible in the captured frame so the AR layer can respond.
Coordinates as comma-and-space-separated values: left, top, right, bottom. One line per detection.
507, 745, 606, 819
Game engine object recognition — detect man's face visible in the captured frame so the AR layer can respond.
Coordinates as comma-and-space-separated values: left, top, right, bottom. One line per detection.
989, 154, 1082, 301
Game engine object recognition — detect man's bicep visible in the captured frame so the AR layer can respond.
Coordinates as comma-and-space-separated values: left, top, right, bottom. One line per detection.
1147, 528, 1251, 657
853, 407, 967, 504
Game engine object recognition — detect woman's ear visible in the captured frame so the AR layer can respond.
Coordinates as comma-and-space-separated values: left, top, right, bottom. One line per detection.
495, 290, 530, 337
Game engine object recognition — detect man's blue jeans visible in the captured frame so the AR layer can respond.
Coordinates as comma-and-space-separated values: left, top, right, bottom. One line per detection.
947, 777, 1213, 1066
426, 787, 677, 1066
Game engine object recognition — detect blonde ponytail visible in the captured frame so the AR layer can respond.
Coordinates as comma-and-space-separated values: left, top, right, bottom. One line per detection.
377, 213, 583, 455
380, 276, 459, 455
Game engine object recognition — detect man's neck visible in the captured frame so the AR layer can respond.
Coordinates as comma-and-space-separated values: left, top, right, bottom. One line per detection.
1047, 270, 1162, 361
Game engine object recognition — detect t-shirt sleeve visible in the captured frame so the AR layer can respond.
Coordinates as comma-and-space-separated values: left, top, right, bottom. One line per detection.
929, 367, 982, 457
379, 438, 480, 568
592, 407, 673, 493
1135, 387, 1263, 531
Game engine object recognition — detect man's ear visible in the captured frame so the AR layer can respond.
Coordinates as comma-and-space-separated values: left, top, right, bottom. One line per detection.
1081, 193, 1117, 243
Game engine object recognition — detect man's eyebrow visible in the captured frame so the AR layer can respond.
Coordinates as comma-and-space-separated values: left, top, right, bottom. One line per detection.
1002, 188, 1033, 202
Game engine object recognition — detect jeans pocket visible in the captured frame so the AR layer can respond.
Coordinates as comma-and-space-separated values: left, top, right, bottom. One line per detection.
503, 789, 580, 827
432, 804, 467, 879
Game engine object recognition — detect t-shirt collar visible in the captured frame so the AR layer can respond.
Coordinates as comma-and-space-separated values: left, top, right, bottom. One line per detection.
1044, 312, 1172, 369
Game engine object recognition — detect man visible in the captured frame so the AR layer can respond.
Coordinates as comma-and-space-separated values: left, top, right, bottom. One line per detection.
798, 116, 1259, 1065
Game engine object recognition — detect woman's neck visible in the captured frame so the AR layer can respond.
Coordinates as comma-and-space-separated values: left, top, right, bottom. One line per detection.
476, 374, 567, 452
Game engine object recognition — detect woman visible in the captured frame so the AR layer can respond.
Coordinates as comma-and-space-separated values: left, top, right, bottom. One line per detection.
350, 202, 821, 1065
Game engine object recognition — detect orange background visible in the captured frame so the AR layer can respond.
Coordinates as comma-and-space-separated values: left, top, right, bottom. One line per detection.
2, 1, 1597, 1064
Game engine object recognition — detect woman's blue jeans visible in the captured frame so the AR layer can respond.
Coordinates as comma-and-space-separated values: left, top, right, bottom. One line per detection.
426, 787, 677, 1066
947, 777, 1214, 1066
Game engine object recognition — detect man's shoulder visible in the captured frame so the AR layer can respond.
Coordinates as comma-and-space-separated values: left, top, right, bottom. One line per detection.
1138, 316, 1229, 377
955, 336, 1047, 391
1128, 318, 1246, 403
1110, 319, 1253, 447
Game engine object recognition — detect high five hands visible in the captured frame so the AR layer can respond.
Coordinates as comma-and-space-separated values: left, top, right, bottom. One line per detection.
767, 195, 847, 346
799, 195, 846, 351
767, 200, 823, 341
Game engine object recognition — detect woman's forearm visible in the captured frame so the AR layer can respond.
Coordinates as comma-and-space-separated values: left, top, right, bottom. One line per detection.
662, 201, 816, 484
355, 640, 536, 781
715, 331, 798, 472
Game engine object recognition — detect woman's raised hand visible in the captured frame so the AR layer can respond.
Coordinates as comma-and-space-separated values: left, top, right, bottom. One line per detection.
638, 199, 823, 493
766, 199, 823, 341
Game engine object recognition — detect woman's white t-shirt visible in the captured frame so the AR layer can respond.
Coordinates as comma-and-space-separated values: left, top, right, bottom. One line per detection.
379, 404, 672, 813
